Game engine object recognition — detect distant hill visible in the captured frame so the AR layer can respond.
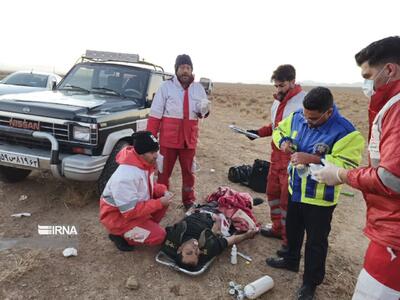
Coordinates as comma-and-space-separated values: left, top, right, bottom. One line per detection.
299, 80, 362, 88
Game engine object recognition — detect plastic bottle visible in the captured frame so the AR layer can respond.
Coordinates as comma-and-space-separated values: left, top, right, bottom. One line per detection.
198, 98, 210, 117
243, 275, 274, 299
230, 244, 238, 265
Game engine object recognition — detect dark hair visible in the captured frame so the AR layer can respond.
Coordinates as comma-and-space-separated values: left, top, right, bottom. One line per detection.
303, 87, 333, 113
355, 36, 400, 67
176, 253, 199, 271
271, 64, 296, 82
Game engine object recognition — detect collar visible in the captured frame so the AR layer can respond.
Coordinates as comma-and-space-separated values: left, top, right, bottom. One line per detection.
370, 79, 400, 116
274, 84, 303, 102
116, 146, 155, 172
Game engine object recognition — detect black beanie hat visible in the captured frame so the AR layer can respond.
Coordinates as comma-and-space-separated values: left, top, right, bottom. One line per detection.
175, 54, 193, 73
132, 131, 159, 154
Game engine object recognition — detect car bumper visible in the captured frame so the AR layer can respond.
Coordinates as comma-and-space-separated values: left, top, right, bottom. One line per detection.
0, 125, 108, 181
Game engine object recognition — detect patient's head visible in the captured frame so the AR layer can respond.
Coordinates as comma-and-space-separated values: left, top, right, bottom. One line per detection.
177, 238, 200, 268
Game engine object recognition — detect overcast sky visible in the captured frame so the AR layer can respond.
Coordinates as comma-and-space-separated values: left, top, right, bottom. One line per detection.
0, 0, 398, 84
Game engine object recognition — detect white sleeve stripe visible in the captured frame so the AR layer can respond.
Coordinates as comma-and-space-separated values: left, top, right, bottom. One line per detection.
378, 167, 400, 193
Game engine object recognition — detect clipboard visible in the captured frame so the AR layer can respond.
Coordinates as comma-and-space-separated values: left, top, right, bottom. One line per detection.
229, 125, 260, 139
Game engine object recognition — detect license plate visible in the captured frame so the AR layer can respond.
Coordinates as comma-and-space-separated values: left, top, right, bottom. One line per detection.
0, 152, 39, 168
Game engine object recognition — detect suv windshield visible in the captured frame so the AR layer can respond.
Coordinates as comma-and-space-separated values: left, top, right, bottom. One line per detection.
58, 63, 149, 103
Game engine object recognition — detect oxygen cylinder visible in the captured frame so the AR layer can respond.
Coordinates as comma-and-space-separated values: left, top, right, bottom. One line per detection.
243, 275, 274, 299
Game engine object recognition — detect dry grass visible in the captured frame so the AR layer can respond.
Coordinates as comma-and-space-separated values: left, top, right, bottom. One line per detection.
0, 250, 41, 283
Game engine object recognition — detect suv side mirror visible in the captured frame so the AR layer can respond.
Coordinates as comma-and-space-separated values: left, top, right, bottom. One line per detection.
51, 80, 57, 91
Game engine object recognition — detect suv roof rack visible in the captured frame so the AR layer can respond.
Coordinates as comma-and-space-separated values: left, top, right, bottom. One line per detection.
78, 50, 165, 72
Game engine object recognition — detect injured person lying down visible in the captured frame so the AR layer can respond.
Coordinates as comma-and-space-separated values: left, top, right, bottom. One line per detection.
161, 187, 262, 271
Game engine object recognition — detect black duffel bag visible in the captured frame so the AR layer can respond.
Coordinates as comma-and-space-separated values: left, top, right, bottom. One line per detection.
248, 159, 270, 193
228, 164, 252, 183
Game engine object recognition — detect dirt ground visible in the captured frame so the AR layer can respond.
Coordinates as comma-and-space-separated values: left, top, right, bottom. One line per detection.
0, 83, 370, 299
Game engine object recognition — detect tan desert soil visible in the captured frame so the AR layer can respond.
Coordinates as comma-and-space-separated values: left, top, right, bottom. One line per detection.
0, 83, 370, 299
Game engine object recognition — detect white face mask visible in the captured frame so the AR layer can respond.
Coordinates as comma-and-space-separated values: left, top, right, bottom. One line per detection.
362, 66, 388, 98
362, 79, 375, 97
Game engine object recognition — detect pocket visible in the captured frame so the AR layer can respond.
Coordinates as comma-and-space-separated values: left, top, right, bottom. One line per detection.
161, 120, 180, 145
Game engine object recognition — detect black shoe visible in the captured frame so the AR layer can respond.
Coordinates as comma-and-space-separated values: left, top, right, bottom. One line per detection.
253, 197, 264, 206
108, 234, 135, 252
297, 284, 316, 300
260, 224, 282, 239
276, 245, 289, 257
266, 256, 299, 272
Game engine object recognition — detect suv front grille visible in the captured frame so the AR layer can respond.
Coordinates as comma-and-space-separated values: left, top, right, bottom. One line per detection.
0, 116, 97, 149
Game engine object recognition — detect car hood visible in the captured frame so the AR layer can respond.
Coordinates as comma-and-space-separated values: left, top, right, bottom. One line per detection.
0, 84, 46, 96
0, 90, 140, 121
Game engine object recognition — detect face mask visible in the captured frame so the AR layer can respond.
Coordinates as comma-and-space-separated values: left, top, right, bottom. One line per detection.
362, 79, 375, 98
362, 66, 388, 98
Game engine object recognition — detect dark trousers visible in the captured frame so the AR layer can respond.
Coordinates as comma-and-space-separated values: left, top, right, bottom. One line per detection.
285, 195, 335, 286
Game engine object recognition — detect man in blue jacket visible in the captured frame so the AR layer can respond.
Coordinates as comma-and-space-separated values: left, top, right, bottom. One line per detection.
266, 87, 365, 300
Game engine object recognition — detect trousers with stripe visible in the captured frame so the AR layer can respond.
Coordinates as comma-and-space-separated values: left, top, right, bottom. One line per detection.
158, 146, 196, 205
266, 161, 289, 245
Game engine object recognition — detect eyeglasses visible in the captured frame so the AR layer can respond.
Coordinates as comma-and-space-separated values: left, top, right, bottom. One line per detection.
304, 110, 330, 126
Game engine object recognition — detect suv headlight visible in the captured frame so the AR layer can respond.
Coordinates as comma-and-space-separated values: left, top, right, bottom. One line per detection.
73, 126, 90, 142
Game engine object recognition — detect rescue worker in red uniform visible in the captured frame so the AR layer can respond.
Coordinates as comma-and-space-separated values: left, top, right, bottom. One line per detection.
313, 36, 400, 299
147, 54, 209, 210
100, 131, 173, 251
247, 65, 305, 255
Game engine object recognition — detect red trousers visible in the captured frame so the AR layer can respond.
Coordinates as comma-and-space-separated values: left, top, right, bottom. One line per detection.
266, 161, 289, 245
124, 206, 168, 246
158, 147, 196, 205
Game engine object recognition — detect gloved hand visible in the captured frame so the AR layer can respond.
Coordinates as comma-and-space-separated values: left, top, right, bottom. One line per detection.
246, 130, 259, 140
311, 159, 343, 186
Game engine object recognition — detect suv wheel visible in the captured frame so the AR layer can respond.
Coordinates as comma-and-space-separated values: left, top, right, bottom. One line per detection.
97, 140, 129, 195
0, 166, 32, 183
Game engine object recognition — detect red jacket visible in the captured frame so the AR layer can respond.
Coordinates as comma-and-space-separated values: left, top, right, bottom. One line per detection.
258, 85, 305, 169
347, 79, 400, 251
99, 147, 167, 235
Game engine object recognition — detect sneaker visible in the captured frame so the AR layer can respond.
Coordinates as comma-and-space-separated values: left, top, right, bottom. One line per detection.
108, 234, 135, 252
297, 284, 316, 300
276, 245, 289, 257
260, 224, 282, 239
253, 197, 264, 206
265, 256, 299, 272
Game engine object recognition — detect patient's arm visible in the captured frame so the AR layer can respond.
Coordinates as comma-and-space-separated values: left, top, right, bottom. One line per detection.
225, 228, 258, 247
211, 214, 221, 235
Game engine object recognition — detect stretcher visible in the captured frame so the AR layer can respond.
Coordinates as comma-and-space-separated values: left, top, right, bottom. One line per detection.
155, 250, 216, 276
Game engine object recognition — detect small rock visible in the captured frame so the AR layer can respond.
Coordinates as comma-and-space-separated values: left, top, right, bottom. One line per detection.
210, 169, 215, 173
19, 195, 28, 201
63, 247, 78, 257
11, 212, 31, 218
126, 276, 140, 290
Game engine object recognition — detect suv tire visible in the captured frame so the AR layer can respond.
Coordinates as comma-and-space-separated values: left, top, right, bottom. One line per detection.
0, 166, 32, 183
97, 140, 129, 195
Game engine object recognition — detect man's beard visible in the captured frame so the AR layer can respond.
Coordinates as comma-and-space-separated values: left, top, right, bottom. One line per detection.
178, 74, 194, 89
275, 91, 287, 101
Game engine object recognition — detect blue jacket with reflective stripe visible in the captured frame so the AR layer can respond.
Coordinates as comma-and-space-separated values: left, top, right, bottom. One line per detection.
273, 105, 364, 206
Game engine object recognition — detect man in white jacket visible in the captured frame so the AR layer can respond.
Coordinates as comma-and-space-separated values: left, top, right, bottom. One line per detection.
147, 54, 209, 209
100, 131, 173, 251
